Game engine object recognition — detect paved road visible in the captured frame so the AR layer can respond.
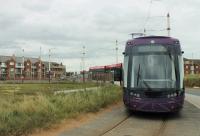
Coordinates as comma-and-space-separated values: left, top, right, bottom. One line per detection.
186, 88, 200, 96
102, 101, 200, 136
59, 89, 200, 136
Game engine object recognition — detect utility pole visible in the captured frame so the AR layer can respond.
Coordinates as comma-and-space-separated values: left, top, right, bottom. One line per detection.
81, 46, 86, 91
0, 62, 1, 80
192, 53, 194, 75
21, 49, 24, 83
40, 47, 42, 80
115, 40, 118, 64
144, 29, 146, 36
167, 13, 171, 37
49, 49, 51, 83
82, 46, 86, 85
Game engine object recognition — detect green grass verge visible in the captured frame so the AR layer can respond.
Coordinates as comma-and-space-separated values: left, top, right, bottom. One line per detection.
184, 75, 200, 87
0, 84, 122, 136
0, 82, 97, 95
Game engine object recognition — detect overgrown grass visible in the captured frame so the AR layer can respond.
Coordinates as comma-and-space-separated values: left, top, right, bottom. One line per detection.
0, 82, 97, 95
0, 84, 122, 136
184, 75, 200, 87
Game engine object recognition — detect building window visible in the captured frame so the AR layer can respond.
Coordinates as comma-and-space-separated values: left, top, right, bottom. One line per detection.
185, 61, 190, 64
10, 68, 14, 72
10, 62, 14, 65
190, 66, 194, 71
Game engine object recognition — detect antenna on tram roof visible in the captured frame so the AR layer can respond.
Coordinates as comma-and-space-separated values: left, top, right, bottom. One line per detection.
130, 33, 145, 39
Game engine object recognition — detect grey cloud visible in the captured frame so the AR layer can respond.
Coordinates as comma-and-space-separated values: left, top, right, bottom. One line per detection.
0, 0, 199, 70
22, 0, 53, 12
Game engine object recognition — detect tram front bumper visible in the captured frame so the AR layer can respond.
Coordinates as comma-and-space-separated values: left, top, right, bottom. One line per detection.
124, 96, 184, 112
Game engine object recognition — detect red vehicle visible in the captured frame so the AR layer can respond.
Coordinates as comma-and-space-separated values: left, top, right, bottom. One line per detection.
89, 63, 122, 82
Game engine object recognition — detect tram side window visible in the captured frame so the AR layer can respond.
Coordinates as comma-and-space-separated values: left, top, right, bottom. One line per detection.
178, 55, 184, 88
123, 56, 129, 87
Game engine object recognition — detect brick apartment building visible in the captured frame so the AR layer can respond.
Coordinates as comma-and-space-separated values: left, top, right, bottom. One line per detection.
184, 58, 200, 75
0, 55, 66, 80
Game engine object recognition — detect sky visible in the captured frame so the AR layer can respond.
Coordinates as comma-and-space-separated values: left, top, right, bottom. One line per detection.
0, 0, 199, 72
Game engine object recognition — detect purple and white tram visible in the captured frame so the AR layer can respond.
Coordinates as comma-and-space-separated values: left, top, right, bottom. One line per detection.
123, 36, 185, 112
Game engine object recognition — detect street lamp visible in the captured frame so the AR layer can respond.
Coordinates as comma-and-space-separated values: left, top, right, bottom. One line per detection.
48, 48, 55, 83
21, 49, 24, 83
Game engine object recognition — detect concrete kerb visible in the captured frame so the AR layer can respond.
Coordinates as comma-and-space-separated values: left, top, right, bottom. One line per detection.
185, 93, 200, 109
54, 87, 100, 95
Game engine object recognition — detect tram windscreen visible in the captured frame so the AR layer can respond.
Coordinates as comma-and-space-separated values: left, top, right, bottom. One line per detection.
131, 45, 177, 89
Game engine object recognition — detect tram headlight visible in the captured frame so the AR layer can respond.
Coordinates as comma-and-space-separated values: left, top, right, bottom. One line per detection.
136, 94, 140, 98
130, 93, 140, 98
167, 93, 177, 98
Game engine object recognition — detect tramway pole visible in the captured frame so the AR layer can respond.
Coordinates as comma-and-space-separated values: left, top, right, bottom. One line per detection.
115, 40, 118, 64
40, 47, 42, 81
167, 13, 171, 37
48, 49, 51, 83
21, 49, 24, 83
192, 53, 194, 75
144, 29, 146, 36
48, 48, 55, 83
82, 46, 86, 90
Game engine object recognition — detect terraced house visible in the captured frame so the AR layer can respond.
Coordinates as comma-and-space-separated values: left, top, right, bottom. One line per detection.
0, 55, 66, 80
184, 58, 200, 75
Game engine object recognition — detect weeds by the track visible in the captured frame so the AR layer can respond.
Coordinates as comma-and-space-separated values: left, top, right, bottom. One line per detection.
184, 75, 200, 87
0, 84, 122, 136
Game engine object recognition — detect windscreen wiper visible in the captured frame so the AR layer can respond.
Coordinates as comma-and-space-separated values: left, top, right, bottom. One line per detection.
136, 64, 152, 90
142, 80, 152, 91
167, 48, 172, 60
137, 64, 140, 86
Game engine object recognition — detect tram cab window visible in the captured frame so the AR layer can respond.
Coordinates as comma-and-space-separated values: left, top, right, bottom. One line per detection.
123, 56, 129, 87
178, 55, 184, 88
130, 45, 178, 89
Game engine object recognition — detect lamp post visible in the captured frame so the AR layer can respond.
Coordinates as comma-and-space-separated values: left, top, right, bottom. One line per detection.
48, 48, 55, 83
167, 13, 171, 37
40, 46, 42, 80
21, 49, 24, 83
48, 49, 51, 83
82, 46, 86, 90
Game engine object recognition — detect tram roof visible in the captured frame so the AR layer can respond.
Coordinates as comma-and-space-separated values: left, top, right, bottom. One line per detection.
126, 36, 180, 46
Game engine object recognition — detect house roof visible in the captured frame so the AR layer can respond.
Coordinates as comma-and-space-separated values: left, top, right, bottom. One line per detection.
184, 58, 200, 64
0, 55, 40, 63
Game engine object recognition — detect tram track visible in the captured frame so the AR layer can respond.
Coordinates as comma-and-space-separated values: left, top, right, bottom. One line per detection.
152, 117, 167, 136
59, 101, 200, 136
98, 115, 130, 136
99, 113, 168, 136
